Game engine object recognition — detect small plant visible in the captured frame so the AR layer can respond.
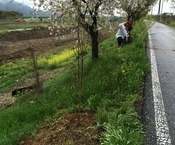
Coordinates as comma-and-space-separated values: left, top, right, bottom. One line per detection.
30, 48, 41, 92
101, 111, 143, 145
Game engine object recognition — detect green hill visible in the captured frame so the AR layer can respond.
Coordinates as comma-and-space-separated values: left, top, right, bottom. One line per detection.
0, 9, 22, 19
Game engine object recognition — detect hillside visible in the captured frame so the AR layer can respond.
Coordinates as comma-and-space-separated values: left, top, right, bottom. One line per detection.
0, 9, 23, 19
0, 0, 32, 16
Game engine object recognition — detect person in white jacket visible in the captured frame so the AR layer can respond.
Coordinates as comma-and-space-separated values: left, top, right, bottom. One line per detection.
116, 20, 133, 47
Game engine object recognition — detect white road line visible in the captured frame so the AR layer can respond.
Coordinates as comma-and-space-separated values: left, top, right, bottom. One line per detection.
148, 32, 172, 145
166, 32, 175, 41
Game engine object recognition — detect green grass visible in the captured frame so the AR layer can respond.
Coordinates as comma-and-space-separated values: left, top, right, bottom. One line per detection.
167, 22, 175, 28
0, 21, 51, 36
0, 61, 33, 92
0, 22, 50, 31
0, 47, 79, 93
0, 19, 149, 145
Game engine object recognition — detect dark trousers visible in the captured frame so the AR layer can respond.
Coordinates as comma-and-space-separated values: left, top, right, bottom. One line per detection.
117, 37, 126, 47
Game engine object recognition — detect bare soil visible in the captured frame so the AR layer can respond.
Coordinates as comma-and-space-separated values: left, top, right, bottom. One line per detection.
0, 29, 77, 65
20, 110, 102, 145
0, 28, 110, 145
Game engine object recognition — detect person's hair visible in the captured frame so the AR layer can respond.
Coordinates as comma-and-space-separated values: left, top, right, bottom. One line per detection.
124, 20, 133, 32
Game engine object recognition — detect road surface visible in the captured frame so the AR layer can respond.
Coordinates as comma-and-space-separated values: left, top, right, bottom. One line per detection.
143, 22, 175, 145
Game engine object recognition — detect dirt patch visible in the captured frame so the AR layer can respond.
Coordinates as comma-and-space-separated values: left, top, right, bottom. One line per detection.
20, 110, 102, 145
0, 27, 75, 42
0, 29, 77, 65
0, 28, 110, 65
0, 93, 15, 109
0, 29, 51, 42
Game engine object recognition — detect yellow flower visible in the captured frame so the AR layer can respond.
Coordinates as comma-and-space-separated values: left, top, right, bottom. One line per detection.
29, 101, 35, 104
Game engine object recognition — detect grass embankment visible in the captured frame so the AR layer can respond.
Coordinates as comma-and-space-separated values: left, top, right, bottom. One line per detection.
166, 22, 175, 28
0, 19, 149, 145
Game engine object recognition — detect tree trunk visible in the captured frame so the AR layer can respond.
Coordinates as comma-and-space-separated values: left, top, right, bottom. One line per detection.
90, 30, 99, 59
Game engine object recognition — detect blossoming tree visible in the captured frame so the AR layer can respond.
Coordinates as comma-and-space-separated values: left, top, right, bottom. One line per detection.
33, 0, 116, 59
115, 0, 157, 21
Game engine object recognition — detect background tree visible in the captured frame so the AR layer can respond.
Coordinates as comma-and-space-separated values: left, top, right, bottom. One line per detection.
172, 0, 175, 10
115, 0, 157, 21
34, 0, 116, 59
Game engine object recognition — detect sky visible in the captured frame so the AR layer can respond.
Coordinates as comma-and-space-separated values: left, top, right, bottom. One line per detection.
14, 0, 35, 8
151, 0, 174, 15
14, 0, 174, 15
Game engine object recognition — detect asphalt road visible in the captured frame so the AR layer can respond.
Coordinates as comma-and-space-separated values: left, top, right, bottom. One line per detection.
143, 22, 175, 145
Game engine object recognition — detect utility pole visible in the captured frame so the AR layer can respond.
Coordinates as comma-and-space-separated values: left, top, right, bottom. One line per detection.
158, 0, 162, 21
161, 0, 164, 14
158, 0, 162, 14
